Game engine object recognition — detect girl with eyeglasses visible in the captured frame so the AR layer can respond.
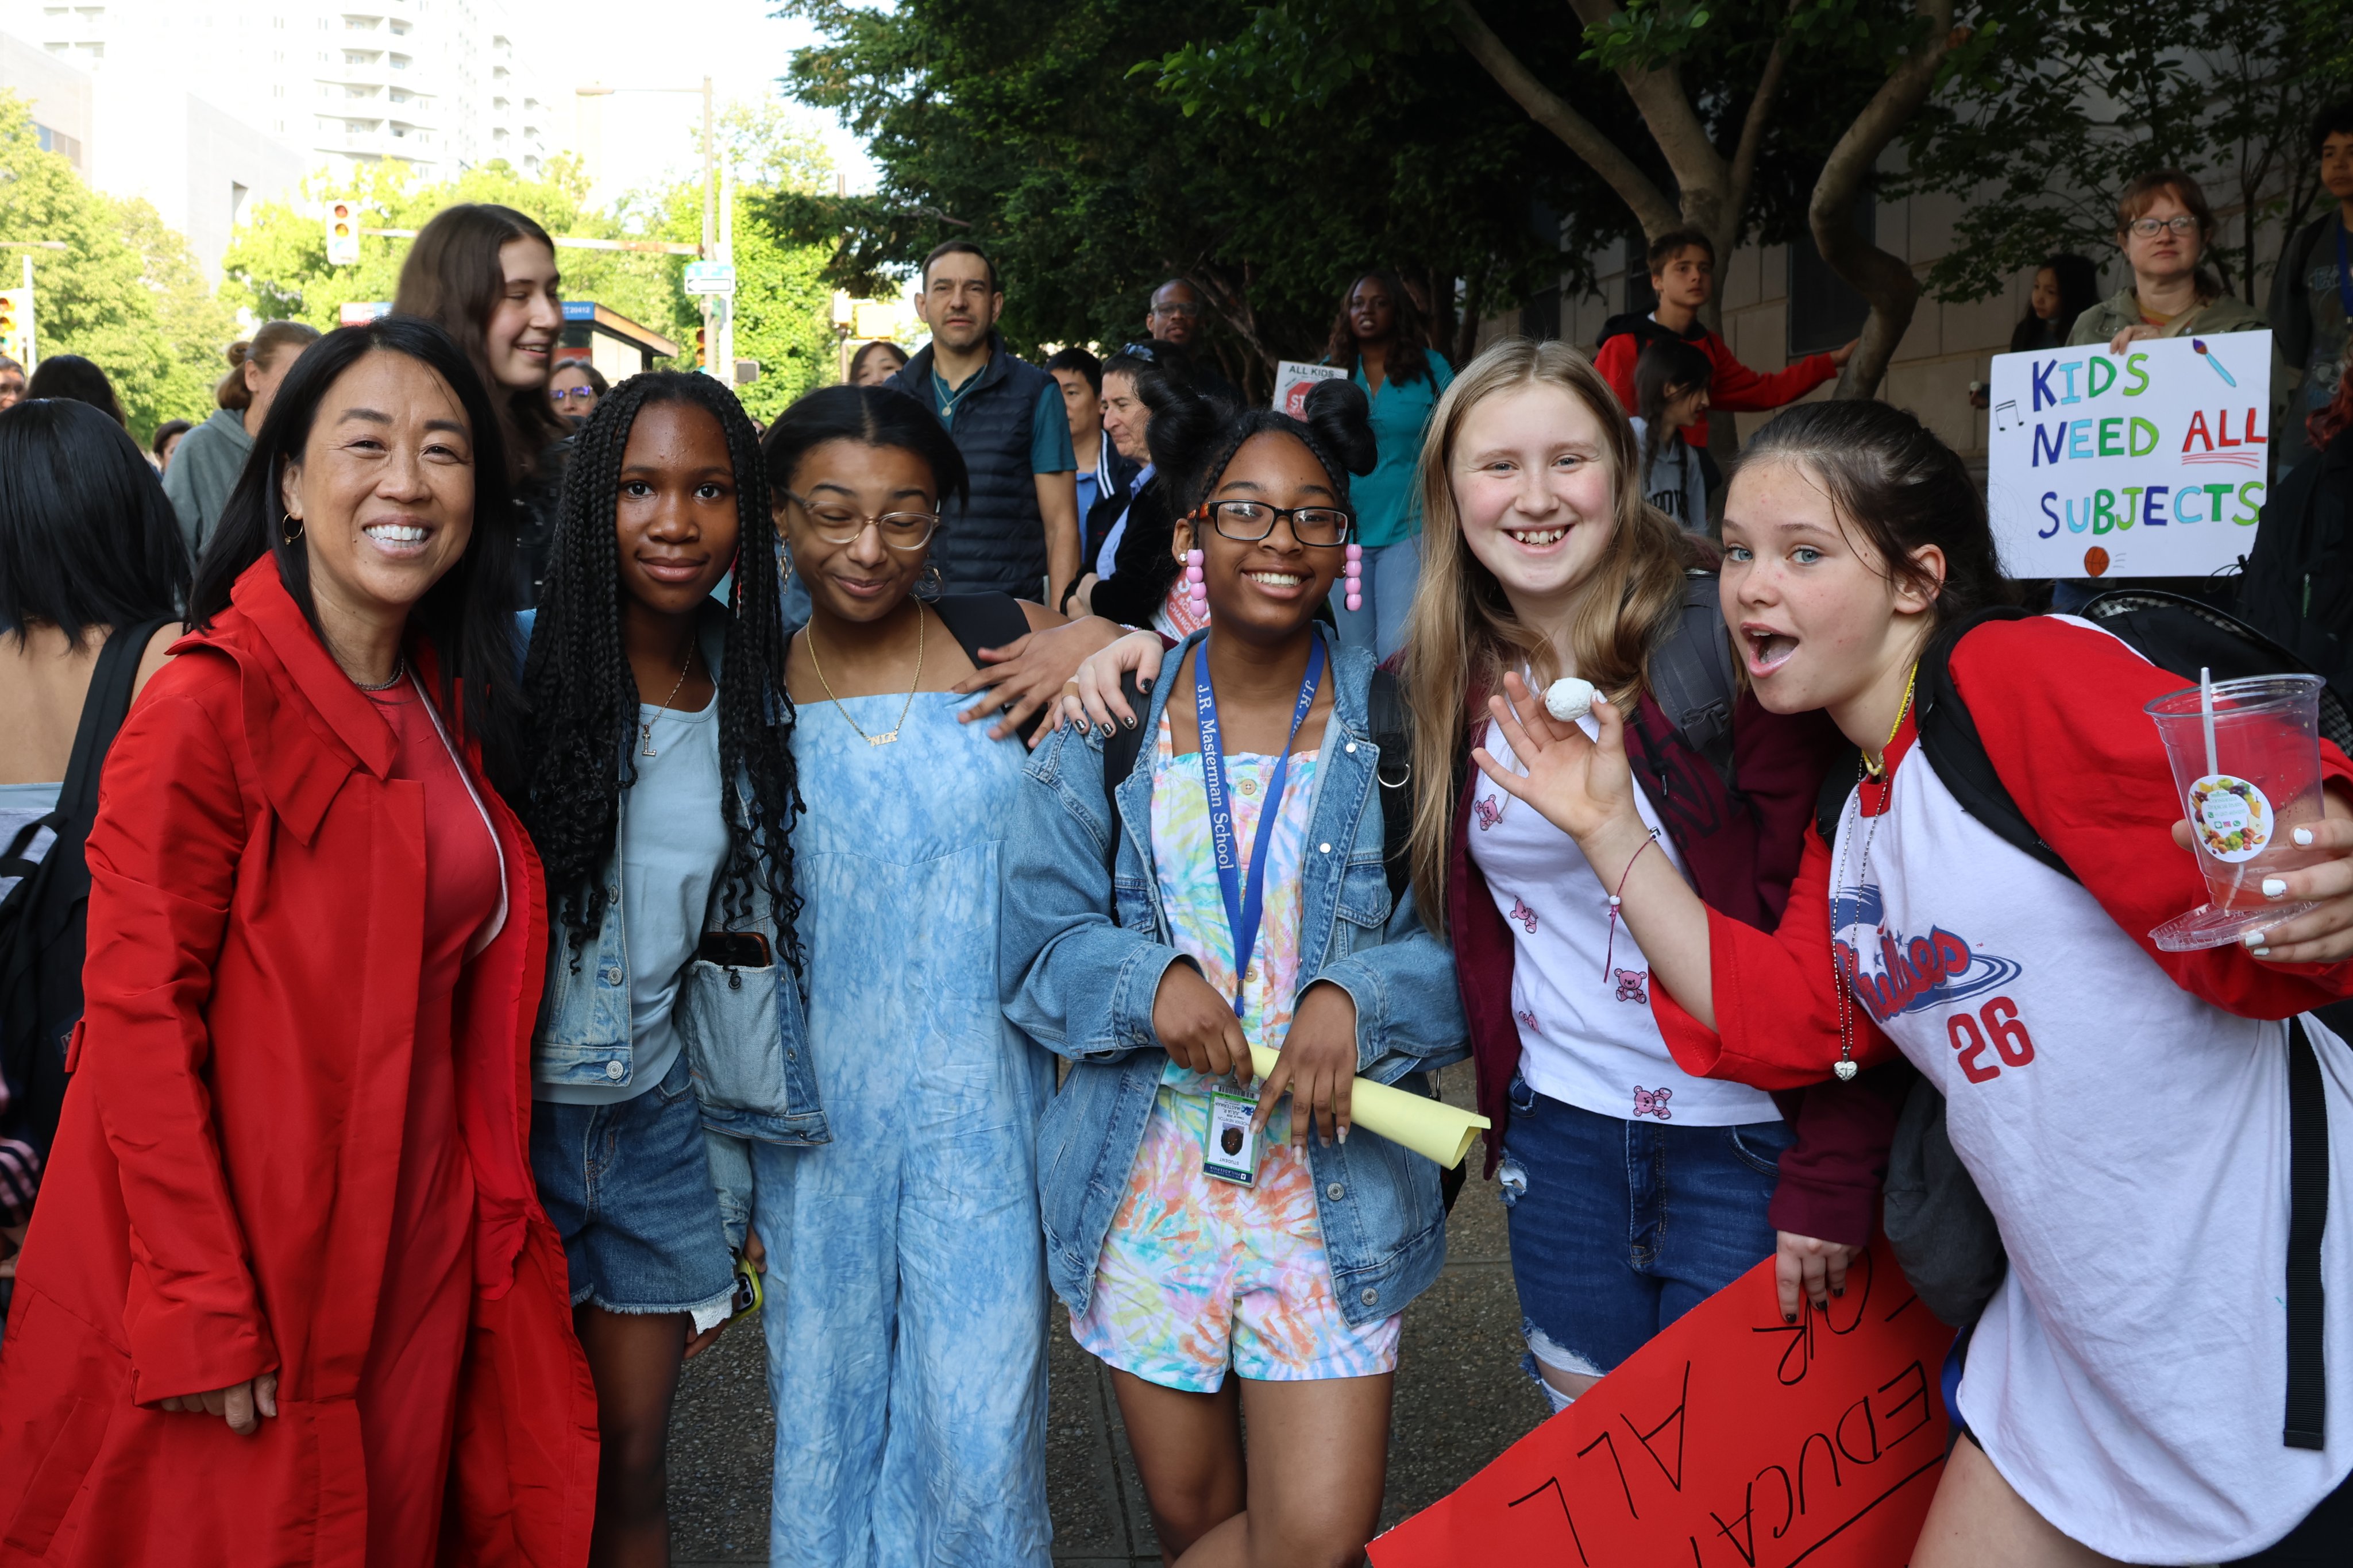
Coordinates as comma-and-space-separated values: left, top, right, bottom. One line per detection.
742, 385, 1075, 1564
1004, 380, 1466, 1566
549, 360, 609, 426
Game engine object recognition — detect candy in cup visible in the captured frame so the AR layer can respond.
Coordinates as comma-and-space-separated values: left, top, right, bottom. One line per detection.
2145, 669, 2328, 951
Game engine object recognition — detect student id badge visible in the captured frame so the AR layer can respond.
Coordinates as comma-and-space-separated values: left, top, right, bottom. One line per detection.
1203, 1091, 1261, 1187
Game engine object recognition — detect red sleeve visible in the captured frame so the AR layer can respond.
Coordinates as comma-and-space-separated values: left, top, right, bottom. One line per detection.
76, 662, 277, 1399
1952, 617, 2353, 1015
1592, 334, 1638, 416
1699, 334, 1842, 413
1766, 1064, 1910, 1246
1650, 827, 1900, 1088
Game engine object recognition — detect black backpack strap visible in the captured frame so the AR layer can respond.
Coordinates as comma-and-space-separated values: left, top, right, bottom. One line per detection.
1647, 573, 1739, 792
2285, 1015, 2331, 1450
1914, 607, 2079, 884
57, 617, 170, 829
928, 593, 1044, 744
1099, 670, 1155, 873
1366, 666, 1414, 909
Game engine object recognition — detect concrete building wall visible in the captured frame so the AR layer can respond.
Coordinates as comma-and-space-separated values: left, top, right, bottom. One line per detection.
0, 26, 90, 168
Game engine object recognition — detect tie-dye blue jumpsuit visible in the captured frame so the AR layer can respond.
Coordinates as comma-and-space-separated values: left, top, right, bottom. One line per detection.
751, 690, 1052, 1566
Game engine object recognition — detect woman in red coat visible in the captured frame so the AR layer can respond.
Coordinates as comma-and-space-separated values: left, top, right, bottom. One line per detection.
0, 315, 597, 1566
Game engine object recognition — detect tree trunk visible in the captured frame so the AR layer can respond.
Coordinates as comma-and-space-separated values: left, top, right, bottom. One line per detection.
1810, 0, 1958, 398
1189, 262, 1278, 400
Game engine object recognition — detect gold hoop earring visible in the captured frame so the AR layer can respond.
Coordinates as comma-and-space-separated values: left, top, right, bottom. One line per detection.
779, 546, 794, 584
918, 559, 944, 601
281, 513, 304, 545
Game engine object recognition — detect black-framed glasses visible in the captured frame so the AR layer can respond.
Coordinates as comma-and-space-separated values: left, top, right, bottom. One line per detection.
1193, 500, 1353, 547
2128, 215, 2200, 238
783, 490, 942, 551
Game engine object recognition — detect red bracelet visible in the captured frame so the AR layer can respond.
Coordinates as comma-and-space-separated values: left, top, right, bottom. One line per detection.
1602, 829, 1661, 982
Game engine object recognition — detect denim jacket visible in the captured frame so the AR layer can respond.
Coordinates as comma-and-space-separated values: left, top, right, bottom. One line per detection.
1001, 630, 1468, 1327
529, 601, 830, 1153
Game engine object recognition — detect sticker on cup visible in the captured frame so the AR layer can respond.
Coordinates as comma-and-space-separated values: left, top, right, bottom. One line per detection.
2188, 773, 2273, 862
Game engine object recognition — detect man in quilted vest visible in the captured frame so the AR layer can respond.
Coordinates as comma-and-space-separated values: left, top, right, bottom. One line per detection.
889, 242, 1081, 601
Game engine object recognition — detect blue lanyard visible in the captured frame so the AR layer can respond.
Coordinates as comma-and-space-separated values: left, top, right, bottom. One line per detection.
1193, 635, 1325, 1017
2337, 219, 2351, 324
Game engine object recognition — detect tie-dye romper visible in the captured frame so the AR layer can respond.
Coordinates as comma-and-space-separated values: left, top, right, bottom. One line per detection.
1069, 713, 1404, 1392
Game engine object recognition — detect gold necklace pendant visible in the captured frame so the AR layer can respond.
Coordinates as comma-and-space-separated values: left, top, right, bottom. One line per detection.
809, 602, 925, 748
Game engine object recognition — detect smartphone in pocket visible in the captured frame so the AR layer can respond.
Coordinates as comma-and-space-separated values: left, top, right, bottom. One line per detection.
697, 930, 771, 969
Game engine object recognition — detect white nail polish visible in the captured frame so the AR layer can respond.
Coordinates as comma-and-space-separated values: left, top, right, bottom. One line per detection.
2263, 878, 2289, 898
2296, 827, 2316, 845
2252, 947, 2271, 958
2244, 931, 2267, 947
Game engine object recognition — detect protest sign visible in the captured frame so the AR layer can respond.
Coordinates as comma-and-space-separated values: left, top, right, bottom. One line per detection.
1986, 330, 2272, 581
1272, 360, 1344, 416
1369, 1237, 1954, 1568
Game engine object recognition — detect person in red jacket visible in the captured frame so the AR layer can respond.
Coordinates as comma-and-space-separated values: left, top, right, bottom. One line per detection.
1592, 229, 1854, 474
1476, 398, 2353, 1565
0, 316, 597, 1567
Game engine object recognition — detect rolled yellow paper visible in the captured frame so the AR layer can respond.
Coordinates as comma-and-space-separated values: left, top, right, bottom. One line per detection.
1247, 1045, 1491, 1169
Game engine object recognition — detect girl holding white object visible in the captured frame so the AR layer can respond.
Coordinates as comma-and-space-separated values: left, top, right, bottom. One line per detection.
1482, 396, 2353, 1565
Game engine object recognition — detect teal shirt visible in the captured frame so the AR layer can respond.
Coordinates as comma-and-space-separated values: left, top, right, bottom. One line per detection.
1349, 352, 1454, 547
929, 362, 1078, 474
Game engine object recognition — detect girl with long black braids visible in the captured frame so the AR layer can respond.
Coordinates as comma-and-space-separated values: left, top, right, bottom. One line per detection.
520, 369, 815, 1568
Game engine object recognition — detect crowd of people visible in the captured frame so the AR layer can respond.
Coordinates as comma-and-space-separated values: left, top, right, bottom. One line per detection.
0, 99, 2350, 1568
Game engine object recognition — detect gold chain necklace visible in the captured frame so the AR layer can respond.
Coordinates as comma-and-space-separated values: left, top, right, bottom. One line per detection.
639, 638, 696, 758
808, 602, 925, 746
1830, 662, 1919, 1080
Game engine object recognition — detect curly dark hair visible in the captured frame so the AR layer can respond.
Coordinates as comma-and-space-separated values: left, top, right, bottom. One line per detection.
1322, 271, 1434, 389
1147, 379, 1379, 523
522, 369, 804, 970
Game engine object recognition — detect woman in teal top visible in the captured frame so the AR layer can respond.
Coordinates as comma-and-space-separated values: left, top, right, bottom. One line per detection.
1325, 271, 1455, 659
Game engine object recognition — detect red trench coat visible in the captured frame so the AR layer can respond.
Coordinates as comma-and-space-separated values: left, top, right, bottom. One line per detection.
0, 561, 597, 1566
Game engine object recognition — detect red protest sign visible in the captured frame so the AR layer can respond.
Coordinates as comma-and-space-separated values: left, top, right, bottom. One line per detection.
1370, 1237, 1955, 1568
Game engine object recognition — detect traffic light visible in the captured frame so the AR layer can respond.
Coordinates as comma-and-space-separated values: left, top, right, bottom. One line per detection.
325, 199, 360, 267
695, 325, 708, 369
0, 288, 32, 364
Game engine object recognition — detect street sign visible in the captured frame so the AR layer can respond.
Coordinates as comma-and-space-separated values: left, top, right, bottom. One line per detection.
684, 261, 736, 296
340, 302, 391, 327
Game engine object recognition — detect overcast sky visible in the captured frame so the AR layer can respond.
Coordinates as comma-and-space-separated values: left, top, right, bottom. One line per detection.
533, 0, 878, 200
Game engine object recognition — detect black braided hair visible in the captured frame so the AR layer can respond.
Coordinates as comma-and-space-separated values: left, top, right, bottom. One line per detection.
1147, 379, 1379, 527
521, 370, 804, 971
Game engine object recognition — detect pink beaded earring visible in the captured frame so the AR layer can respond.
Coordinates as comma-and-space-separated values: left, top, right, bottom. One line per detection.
1343, 543, 1364, 613
1185, 547, 1209, 616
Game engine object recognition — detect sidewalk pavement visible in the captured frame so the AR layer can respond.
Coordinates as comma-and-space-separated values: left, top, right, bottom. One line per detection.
668, 1063, 1545, 1566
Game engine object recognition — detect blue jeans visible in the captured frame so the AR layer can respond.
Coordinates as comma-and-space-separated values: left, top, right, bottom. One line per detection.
529, 1052, 737, 1319
1330, 534, 1421, 663
1498, 1076, 1791, 1382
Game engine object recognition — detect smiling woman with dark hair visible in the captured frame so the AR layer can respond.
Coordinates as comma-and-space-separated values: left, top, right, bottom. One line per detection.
0, 315, 596, 1566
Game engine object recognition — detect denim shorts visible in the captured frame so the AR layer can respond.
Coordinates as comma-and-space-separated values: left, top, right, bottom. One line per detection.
1498, 1075, 1791, 1381
530, 1052, 737, 1324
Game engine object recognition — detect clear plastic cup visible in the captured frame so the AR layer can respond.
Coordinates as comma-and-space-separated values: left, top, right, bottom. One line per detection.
2146, 674, 2328, 951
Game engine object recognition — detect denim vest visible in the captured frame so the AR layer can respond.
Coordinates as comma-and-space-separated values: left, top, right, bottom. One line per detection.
529, 603, 830, 1150
1001, 631, 1469, 1326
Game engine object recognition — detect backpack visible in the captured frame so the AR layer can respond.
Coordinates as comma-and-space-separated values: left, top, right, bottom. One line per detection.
1, 617, 172, 1163
2239, 431, 2353, 714
1815, 593, 2337, 1448
929, 593, 1046, 747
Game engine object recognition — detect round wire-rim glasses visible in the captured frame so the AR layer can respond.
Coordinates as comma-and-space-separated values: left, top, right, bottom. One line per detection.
1191, 500, 1355, 547
783, 489, 942, 551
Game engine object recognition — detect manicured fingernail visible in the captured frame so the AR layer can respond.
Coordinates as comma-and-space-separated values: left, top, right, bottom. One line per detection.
2263, 877, 2289, 899
1337, 1125, 1348, 1143
1832, 1287, 1844, 1299
1785, 1312, 1797, 1324
2295, 827, 2315, 845
2244, 930, 2266, 947
1815, 1299, 1828, 1313
1122, 714, 1136, 728
2252, 945, 2271, 957
1100, 723, 1116, 739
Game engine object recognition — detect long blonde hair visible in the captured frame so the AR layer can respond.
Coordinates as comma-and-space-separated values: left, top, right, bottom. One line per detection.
1398, 337, 1697, 933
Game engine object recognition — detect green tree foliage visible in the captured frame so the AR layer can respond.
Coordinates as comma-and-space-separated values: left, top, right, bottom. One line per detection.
769, 0, 1594, 396
0, 92, 228, 439
1900, 0, 2353, 304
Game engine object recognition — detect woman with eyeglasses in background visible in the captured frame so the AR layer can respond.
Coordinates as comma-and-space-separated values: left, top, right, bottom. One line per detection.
2068, 170, 2267, 354
549, 359, 609, 427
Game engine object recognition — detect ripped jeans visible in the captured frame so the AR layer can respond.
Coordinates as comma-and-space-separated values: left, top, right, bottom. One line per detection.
1496, 1075, 1790, 1403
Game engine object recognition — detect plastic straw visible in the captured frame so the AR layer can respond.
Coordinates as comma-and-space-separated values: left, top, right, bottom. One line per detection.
2201, 666, 2219, 777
